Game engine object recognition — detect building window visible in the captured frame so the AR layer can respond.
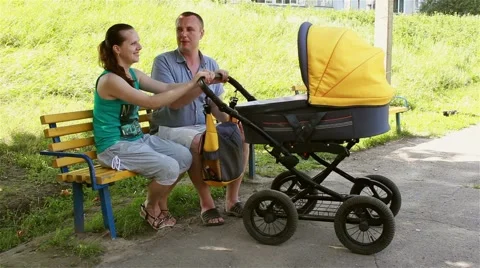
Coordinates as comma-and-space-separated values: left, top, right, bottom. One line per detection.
314, 0, 333, 7
394, 0, 404, 13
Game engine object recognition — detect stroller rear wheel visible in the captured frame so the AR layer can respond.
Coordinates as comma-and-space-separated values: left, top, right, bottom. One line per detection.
350, 175, 402, 216
243, 189, 298, 245
271, 171, 318, 215
334, 196, 395, 255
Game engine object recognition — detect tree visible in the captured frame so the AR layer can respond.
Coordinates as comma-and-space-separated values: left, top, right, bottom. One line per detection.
419, 0, 480, 15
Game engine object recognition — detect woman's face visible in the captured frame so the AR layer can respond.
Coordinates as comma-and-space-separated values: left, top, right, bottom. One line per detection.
114, 29, 142, 66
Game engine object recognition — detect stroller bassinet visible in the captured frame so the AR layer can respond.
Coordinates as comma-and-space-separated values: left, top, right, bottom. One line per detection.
235, 22, 394, 144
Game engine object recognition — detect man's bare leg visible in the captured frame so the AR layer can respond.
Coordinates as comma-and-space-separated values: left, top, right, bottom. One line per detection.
189, 135, 224, 224
225, 142, 249, 210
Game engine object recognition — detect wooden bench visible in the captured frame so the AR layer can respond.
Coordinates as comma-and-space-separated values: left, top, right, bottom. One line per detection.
246, 85, 410, 178
39, 108, 151, 239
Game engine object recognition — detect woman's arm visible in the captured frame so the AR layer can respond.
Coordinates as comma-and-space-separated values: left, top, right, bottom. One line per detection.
97, 70, 213, 110
210, 94, 229, 123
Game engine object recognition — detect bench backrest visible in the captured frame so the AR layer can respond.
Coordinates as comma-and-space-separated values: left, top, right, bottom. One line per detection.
40, 108, 151, 170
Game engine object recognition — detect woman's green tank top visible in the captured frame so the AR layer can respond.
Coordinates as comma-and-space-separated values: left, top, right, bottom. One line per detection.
93, 69, 142, 153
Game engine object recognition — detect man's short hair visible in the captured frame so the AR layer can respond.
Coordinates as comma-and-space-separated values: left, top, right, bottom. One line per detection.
177, 11, 204, 29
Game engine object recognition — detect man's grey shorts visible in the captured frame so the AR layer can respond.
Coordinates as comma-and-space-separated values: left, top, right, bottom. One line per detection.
97, 134, 192, 185
155, 125, 206, 150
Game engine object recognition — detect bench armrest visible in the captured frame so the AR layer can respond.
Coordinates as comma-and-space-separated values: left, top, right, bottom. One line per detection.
40, 150, 100, 189
390, 96, 410, 109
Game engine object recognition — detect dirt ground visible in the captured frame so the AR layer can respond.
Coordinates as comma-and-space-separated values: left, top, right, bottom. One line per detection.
0, 160, 268, 268
0, 167, 63, 219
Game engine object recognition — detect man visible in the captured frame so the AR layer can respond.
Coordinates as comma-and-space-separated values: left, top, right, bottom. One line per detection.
150, 11, 248, 226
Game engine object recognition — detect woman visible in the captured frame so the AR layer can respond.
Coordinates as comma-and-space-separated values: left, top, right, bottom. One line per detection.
94, 23, 226, 230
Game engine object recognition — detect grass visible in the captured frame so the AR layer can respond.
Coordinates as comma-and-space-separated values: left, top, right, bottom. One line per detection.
0, 0, 479, 262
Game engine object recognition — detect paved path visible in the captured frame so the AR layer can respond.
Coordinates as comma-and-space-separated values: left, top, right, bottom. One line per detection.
98, 125, 480, 268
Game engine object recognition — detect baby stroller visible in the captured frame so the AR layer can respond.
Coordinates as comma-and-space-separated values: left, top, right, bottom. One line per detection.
198, 22, 401, 255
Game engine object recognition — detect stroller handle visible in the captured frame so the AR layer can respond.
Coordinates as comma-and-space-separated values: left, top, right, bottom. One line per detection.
197, 76, 296, 160
201, 75, 257, 102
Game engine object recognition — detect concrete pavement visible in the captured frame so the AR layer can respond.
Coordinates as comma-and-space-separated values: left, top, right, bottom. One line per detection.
98, 125, 480, 268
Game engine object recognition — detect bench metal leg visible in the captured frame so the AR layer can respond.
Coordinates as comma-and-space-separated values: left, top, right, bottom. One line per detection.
99, 186, 116, 239
72, 182, 84, 234
395, 113, 402, 133
248, 143, 255, 179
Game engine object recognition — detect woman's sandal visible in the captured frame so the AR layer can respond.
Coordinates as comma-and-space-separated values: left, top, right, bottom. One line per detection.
139, 203, 161, 230
156, 210, 176, 229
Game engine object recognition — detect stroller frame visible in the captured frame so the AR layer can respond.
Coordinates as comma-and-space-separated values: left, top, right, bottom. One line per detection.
199, 76, 400, 255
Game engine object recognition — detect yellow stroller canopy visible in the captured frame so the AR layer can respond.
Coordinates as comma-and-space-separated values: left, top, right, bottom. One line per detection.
298, 22, 394, 107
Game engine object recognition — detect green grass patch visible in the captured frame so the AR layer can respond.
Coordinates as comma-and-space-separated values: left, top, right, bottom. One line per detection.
39, 228, 104, 259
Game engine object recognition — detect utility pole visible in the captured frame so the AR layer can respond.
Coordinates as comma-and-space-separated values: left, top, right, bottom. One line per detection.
374, 0, 394, 83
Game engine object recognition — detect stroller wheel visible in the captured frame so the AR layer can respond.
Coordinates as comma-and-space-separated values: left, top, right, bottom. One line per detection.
350, 175, 402, 216
334, 196, 395, 255
243, 189, 298, 245
271, 171, 318, 215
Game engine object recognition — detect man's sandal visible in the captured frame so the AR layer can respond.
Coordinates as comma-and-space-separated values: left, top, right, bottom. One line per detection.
225, 202, 244, 217
201, 208, 224, 226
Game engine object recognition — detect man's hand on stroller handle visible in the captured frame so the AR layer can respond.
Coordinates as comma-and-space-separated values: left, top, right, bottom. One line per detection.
195, 69, 228, 86
213, 69, 229, 84
194, 70, 215, 85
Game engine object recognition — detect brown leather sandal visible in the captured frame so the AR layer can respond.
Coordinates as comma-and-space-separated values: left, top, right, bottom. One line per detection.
157, 210, 176, 229
139, 204, 161, 230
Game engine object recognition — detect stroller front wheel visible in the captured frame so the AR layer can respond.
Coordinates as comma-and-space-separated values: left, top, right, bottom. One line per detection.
243, 189, 298, 245
334, 196, 395, 255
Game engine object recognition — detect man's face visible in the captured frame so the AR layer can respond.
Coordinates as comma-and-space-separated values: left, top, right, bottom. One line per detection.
176, 15, 204, 54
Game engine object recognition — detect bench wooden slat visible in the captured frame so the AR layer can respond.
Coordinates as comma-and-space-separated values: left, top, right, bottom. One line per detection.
95, 169, 139, 185
41, 110, 93, 124
44, 122, 93, 138
139, 113, 150, 122
57, 165, 138, 184
52, 151, 97, 168
49, 128, 149, 152
44, 113, 149, 138
41, 108, 150, 125
388, 106, 409, 114
49, 137, 95, 151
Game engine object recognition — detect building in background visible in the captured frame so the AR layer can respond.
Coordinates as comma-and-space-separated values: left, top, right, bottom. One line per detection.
251, 0, 426, 14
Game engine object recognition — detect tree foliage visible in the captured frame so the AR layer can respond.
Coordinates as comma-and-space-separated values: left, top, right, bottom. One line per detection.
419, 0, 480, 15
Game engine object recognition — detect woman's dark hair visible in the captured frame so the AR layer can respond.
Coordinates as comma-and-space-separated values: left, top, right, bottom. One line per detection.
98, 23, 135, 87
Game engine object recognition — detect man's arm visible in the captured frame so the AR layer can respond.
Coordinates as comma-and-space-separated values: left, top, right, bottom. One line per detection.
151, 55, 202, 109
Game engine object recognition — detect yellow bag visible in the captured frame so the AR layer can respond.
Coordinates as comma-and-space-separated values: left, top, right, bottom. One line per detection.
201, 112, 244, 187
